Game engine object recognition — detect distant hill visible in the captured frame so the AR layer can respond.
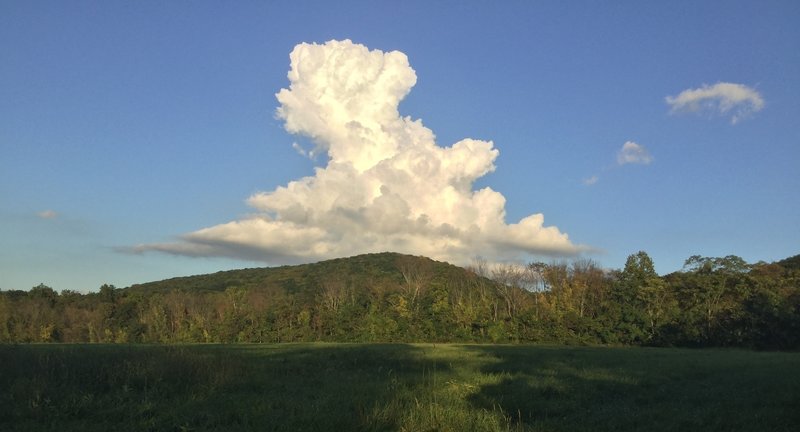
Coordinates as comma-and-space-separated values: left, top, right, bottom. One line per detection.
3, 251, 798, 348
126, 251, 800, 295
776, 254, 800, 271
126, 252, 474, 295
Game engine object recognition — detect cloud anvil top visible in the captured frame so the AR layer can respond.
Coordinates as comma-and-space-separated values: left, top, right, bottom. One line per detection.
135, 40, 586, 265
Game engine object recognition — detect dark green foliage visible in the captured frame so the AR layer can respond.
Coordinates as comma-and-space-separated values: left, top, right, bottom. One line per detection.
776, 254, 800, 271
1, 251, 798, 349
126, 252, 412, 295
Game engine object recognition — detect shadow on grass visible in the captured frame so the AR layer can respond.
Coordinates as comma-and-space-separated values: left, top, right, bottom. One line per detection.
463, 345, 800, 432
463, 345, 640, 430
3, 344, 799, 431
0, 343, 451, 432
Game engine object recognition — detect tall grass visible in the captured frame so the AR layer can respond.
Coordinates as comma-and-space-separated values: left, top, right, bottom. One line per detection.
1, 344, 798, 431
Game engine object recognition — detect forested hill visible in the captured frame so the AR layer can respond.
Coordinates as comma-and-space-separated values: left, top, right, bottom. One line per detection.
777, 254, 800, 271
2, 251, 799, 349
126, 252, 471, 295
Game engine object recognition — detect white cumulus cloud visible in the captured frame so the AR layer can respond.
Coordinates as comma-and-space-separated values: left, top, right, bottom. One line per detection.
617, 141, 653, 166
135, 40, 586, 265
666, 82, 764, 124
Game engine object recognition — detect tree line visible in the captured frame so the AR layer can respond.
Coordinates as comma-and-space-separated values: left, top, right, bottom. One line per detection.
1, 252, 798, 349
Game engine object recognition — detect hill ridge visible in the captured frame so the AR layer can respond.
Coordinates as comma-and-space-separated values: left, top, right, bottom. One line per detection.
125, 251, 467, 295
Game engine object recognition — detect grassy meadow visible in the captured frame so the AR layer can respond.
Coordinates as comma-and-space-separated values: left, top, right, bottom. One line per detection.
1, 343, 798, 431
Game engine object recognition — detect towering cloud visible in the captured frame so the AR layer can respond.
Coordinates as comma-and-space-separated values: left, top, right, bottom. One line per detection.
136, 40, 585, 264
666, 82, 764, 124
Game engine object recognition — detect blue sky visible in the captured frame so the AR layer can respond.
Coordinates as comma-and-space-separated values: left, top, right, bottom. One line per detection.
2, 1, 798, 292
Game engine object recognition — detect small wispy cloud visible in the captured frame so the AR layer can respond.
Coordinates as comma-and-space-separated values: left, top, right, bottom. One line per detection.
291, 142, 316, 159
582, 175, 599, 186
584, 141, 653, 186
37, 210, 58, 219
666, 82, 764, 124
617, 141, 653, 166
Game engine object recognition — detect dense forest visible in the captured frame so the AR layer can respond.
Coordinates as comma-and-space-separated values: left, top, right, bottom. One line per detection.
1, 252, 798, 349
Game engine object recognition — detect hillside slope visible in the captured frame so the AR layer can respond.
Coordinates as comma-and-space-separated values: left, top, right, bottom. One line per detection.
126, 252, 474, 295
2, 251, 797, 348
777, 254, 800, 271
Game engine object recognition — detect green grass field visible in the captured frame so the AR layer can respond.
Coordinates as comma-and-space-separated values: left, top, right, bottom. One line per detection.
1, 344, 798, 431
